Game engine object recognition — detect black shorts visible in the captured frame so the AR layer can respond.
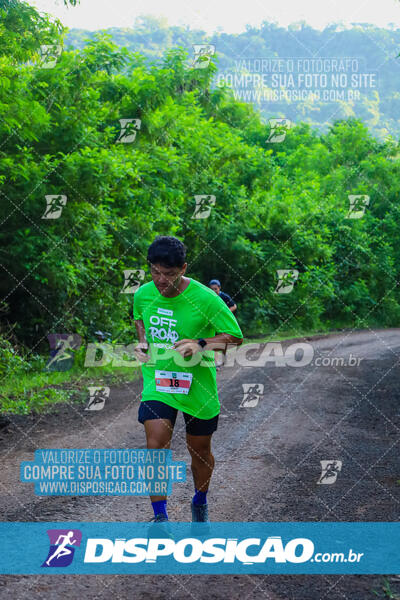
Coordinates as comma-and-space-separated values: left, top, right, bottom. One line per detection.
138, 400, 219, 436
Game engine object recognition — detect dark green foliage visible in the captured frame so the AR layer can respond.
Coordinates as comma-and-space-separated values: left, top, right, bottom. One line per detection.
1, 2, 400, 355
66, 17, 400, 140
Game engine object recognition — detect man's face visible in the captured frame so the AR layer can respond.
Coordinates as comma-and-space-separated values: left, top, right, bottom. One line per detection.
210, 284, 221, 294
150, 263, 187, 296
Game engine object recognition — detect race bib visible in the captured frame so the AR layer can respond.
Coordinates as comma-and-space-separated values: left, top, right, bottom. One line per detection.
155, 370, 193, 394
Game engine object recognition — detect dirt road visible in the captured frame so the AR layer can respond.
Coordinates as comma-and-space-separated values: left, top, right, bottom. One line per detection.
0, 330, 399, 599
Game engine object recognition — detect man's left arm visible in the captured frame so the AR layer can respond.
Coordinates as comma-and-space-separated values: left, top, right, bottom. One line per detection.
173, 333, 242, 358
173, 294, 243, 358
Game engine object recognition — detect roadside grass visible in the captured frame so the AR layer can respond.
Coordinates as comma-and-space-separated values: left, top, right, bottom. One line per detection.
0, 327, 347, 416
0, 344, 140, 416
372, 576, 400, 599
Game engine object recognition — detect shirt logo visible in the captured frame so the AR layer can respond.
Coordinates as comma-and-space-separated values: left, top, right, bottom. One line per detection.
149, 315, 179, 344
157, 308, 173, 316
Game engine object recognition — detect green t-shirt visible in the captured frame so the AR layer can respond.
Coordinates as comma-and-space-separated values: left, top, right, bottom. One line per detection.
133, 278, 243, 419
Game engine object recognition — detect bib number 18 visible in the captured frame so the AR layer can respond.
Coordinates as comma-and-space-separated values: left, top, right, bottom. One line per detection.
155, 370, 193, 394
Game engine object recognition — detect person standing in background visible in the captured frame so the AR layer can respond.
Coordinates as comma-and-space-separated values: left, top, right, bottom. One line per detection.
208, 279, 237, 313
208, 279, 238, 369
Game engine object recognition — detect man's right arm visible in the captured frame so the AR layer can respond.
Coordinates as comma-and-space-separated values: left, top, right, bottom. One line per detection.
134, 319, 150, 362
134, 319, 146, 344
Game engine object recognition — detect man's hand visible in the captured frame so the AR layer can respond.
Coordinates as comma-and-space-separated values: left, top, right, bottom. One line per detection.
134, 341, 150, 363
172, 339, 202, 358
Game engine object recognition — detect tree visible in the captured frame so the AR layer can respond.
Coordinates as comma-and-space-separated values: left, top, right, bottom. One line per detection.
2, 0, 400, 349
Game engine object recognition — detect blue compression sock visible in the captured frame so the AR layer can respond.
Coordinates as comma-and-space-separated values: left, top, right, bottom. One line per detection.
192, 488, 208, 505
151, 499, 168, 519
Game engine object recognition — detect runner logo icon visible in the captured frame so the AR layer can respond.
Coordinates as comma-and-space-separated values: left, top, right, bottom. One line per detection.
317, 460, 342, 485
240, 383, 264, 407
42, 529, 82, 567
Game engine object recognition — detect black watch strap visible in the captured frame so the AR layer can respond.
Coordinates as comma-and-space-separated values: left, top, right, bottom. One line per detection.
197, 338, 207, 349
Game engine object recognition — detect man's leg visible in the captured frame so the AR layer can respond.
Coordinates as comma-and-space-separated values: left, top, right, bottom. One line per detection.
186, 433, 215, 492
144, 418, 174, 504
186, 433, 215, 522
139, 400, 178, 518
183, 411, 218, 522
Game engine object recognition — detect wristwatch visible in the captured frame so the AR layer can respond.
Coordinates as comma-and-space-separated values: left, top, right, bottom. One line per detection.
197, 338, 207, 349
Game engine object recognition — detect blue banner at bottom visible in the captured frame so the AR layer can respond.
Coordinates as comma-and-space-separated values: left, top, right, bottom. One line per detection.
0, 522, 399, 574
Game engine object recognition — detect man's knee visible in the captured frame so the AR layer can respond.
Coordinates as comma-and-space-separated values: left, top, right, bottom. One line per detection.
145, 419, 173, 449
147, 436, 169, 449
187, 440, 213, 461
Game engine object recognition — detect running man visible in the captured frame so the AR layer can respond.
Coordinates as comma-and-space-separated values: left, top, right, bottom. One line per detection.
45, 334, 76, 370
133, 236, 243, 523
45, 531, 77, 566
208, 279, 237, 313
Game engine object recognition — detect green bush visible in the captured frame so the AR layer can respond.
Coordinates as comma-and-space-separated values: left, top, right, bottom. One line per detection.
1, 2, 400, 353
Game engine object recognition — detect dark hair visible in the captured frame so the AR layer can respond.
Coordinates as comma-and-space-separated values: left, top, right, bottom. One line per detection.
147, 236, 187, 268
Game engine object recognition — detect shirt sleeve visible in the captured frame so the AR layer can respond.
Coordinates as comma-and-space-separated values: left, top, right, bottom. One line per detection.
207, 293, 243, 338
221, 292, 235, 308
